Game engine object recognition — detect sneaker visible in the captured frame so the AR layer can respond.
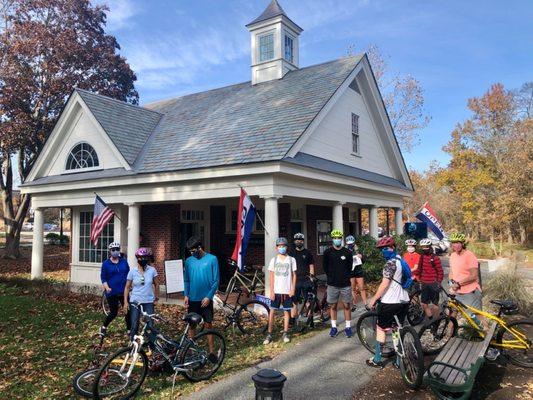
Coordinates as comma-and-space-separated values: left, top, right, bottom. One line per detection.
263, 333, 273, 345
98, 326, 107, 338
282, 331, 290, 343
329, 327, 338, 337
344, 327, 353, 338
485, 348, 500, 361
366, 358, 384, 369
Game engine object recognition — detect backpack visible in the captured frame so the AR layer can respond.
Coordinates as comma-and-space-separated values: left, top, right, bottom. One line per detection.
392, 255, 414, 290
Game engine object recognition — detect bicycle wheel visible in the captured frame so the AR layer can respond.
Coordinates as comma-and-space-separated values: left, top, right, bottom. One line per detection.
399, 325, 424, 389
179, 330, 226, 382
418, 316, 457, 355
236, 300, 269, 335
102, 293, 110, 316
355, 311, 394, 357
72, 368, 99, 397
92, 346, 149, 400
496, 319, 533, 368
407, 291, 424, 326
319, 298, 330, 323
295, 299, 313, 332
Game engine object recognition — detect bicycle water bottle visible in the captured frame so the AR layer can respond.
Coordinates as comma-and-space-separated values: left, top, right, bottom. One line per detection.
392, 330, 400, 350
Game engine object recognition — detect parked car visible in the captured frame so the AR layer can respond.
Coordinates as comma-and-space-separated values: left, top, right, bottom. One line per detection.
22, 222, 33, 231
43, 223, 58, 231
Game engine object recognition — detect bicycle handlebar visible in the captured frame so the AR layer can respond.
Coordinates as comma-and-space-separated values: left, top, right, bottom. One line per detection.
130, 302, 167, 323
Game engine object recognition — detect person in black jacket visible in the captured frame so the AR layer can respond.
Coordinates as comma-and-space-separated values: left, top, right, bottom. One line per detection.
323, 229, 353, 338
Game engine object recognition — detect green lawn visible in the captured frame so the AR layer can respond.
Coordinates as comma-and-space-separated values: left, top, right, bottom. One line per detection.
0, 279, 320, 399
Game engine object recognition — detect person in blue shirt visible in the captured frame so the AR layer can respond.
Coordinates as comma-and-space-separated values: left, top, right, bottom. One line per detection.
123, 247, 159, 342
184, 236, 219, 337
99, 242, 131, 337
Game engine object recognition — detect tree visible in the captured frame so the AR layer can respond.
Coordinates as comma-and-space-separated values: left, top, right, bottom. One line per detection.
348, 44, 431, 152
0, 0, 138, 258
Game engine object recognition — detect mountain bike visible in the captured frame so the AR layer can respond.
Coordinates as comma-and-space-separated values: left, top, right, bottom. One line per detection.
418, 285, 532, 367
356, 306, 425, 389
406, 283, 425, 326
294, 276, 330, 332
224, 259, 265, 296
212, 284, 270, 335
72, 331, 110, 397
92, 303, 226, 399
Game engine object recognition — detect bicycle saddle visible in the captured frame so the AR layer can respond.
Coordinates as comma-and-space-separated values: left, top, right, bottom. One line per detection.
490, 299, 518, 314
182, 312, 203, 326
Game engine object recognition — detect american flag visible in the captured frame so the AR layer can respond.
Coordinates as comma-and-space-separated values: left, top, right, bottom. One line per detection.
90, 195, 115, 246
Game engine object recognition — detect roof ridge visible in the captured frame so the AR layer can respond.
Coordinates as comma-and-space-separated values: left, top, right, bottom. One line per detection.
74, 88, 163, 116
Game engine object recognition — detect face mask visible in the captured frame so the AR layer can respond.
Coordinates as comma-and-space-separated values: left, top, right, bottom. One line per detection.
422, 248, 431, 254
381, 248, 395, 259
333, 239, 342, 247
407, 246, 415, 253
278, 246, 287, 255
295, 243, 304, 249
110, 250, 121, 258
139, 259, 149, 268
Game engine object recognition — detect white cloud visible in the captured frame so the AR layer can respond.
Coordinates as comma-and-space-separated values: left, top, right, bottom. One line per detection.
97, 0, 140, 31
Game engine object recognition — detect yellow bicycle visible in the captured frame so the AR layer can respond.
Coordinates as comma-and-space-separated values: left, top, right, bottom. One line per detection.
418, 285, 532, 367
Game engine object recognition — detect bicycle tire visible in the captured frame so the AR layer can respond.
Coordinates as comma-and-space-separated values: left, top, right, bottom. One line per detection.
495, 318, 533, 368
399, 325, 424, 389
296, 299, 313, 332
102, 293, 110, 316
72, 368, 99, 398
92, 346, 149, 400
407, 291, 424, 326
355, 311, 394, 358
319, 298, 330, 323
236, 300, 269, 335
179, 330, 226, 382
418, 315, 457, 355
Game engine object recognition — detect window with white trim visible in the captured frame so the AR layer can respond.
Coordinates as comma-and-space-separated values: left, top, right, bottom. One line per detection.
79, 211, 114, 263
351, 113, 360, 155
259, 33, 274, 62
66, 142, 99, 170
229, 208, 265, 233
284, 35, 293, 63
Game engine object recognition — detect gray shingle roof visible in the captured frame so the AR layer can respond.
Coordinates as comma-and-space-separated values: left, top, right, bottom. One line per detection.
246, 0, 302, 30
76, 89, 162, 165
139, 56, 362, 173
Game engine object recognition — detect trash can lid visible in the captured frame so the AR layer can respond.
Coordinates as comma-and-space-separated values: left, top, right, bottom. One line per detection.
252, 369, 287, 387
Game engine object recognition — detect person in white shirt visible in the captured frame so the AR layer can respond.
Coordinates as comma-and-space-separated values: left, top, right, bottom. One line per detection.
264, 237, 297, 345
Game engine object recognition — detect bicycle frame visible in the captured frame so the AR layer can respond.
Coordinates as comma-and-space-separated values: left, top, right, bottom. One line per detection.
225, 265, 264, 295
445, 297, 529, 351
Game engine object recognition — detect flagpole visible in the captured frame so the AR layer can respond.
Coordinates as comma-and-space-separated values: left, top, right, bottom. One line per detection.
237, 185, 270, 236
93, 192, 124, 223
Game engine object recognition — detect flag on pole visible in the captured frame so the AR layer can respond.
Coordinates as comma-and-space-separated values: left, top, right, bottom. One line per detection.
90, 195, 115, 246
231, 188, 257, 271
415, 202, 446, 240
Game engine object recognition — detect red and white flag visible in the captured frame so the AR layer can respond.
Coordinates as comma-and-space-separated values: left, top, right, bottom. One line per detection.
90, 195, 115, 246
231, 188, 256, 271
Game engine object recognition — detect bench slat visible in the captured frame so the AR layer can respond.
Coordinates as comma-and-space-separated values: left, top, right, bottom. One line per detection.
440, 341, 475, 383
432, 337, 464, 378
448, 341, 482, 384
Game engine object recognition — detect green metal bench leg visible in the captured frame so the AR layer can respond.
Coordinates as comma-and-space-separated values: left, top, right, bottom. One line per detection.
431, 386, 473, 400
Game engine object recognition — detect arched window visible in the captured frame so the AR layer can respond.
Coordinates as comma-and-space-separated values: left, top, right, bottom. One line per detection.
66, 142, 99, 170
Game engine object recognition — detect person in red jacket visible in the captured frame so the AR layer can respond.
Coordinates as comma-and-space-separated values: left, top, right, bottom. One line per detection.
416, 238, 444, 320
403, 239, 420, 278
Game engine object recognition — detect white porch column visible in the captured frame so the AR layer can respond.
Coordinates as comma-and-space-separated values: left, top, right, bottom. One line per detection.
126, 203, 140, 269
369, 206, 379, 239
263, 196, 280, 296
332, 202, 344, 232
395, 208, 404, 235
31, 208, 44, 279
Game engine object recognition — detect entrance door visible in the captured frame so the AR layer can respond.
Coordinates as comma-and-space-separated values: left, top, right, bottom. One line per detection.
179, 208, 208, 258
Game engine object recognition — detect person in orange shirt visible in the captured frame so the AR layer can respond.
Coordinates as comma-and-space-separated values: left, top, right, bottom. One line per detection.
448, 233, 482, 310
403, 239, 420, 278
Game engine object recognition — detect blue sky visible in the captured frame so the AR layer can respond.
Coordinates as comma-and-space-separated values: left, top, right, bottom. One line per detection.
102, 0, 532, 172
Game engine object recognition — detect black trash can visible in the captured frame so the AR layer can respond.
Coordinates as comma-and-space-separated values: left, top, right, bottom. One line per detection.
252, 369, 287, 400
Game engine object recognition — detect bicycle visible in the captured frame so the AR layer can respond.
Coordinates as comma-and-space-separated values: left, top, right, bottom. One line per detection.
72, 331, 109, 397
212, 284, 270, 335
418, 284, 532, 367
294, 276, 330, 332
406, 283, 425, 326
92, 303, 226, 399
224, 259, 265, 296
356, 305, 425, 389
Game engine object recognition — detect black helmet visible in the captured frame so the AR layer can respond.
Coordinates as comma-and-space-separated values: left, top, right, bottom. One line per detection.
186, 236, 202, 250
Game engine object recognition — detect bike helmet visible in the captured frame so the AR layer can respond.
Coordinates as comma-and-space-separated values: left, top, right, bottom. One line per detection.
108, 242, 121, 250
293, 233, 305, 240
405, 239, 417, 246
330, 229, 343, 238
449, 233, 466, 243
419, 238, 432, 247
135, 247, 152, 258
186, 236, 202, 250
345, 235, 356, 245
376, 236, 395, 248
276, 237, 288, 246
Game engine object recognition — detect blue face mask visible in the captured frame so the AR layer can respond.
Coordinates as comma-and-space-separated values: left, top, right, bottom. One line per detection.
381, 248, 395, 259
333, 239, 342, 247
278, 246, 287, 255
110, 250, 121, 258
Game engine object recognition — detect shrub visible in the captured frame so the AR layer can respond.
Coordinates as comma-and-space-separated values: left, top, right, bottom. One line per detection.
44, 233, 69, 245
483, 265, 533, 316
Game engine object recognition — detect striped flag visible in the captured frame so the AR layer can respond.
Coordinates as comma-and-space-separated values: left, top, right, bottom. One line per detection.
415, 202, 446, 240
231, 188, 256, 271
90, 195, 115, 246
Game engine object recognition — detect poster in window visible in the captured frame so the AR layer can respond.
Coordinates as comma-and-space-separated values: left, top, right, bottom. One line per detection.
316, 220, 332, 255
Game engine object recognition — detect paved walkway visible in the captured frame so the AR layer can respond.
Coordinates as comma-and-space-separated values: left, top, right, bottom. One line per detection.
184, 305, 376, 400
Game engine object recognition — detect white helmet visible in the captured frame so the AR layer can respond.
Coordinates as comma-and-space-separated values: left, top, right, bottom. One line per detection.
345, 235, 356, 245
419, 238, 432, 247
108, 242, 121, 250
405, 239, 417, 246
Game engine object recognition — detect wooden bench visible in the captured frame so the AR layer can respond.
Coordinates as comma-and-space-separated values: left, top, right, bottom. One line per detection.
424, 322, 497, 400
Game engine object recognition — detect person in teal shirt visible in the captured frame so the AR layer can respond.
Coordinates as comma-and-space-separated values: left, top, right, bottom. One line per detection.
184, 237, 219, 337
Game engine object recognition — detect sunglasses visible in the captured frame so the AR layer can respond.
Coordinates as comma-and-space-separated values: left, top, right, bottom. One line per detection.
110, 247, 120, 252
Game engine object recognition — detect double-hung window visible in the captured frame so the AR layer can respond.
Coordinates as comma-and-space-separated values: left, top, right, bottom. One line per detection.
352, 113, 360, 155
259, 33, 274, 62
284, 35, 293, 63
